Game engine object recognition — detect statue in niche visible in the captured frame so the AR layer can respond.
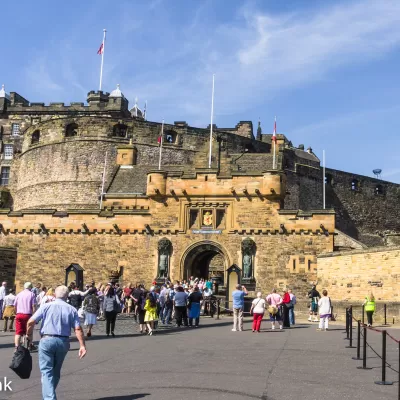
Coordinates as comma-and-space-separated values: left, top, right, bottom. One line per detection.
158, 238, 172, 278
241, 238, 255, 279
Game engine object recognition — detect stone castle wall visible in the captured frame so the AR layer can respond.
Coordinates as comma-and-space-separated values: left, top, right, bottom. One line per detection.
317, 246, 400, 301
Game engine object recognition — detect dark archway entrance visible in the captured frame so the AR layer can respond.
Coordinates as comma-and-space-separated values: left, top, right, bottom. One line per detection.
181, 241, 230, 283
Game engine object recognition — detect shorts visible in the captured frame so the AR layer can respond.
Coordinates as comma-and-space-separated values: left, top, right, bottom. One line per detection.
15, 314, 31, 335
311, 303, 318, 313
125, 298, 133, 307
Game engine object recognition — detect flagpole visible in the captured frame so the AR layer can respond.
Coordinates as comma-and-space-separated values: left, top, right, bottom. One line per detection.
272, 116, 276, 170
99, 151, 107, 210
323, 149, 326, 209
208, 74, 215, 169
99, 29, 106, 91
158, 120, 164, 170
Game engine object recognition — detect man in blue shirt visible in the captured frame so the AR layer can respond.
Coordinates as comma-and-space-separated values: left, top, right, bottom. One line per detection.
232, 284, 248, 332
26, 285, 87, 400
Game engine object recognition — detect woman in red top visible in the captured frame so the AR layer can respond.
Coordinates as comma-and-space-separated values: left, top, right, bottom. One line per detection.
281, 289, 291, 328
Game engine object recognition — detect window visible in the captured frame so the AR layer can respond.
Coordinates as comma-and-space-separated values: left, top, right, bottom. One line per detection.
31, 130, 40, 145
113, 124, 127, 138
65, 123, 78, 137
351, 179, 359, 191
11, 123, 20, 136
308, 260, 311, 272
3, 144, 13, 160
293, 259, 296, 271
216, 209, 225, 229
0, 167, 10, 185
375, 184, 384, 195
189, 210, 199, 229
164, 130, 177, 144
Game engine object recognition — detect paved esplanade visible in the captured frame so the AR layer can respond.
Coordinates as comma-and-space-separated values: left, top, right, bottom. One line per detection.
0, 317, 397, 400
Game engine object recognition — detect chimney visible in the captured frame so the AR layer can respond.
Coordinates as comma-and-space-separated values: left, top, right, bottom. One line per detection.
307, 147, 313, 154
298, 144, 304, 150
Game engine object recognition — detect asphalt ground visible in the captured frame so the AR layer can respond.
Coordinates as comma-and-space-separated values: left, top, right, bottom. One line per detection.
0, 315, 398, 400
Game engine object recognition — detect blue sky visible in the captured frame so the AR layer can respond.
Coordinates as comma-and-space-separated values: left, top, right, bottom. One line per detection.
2, 0, 400, 183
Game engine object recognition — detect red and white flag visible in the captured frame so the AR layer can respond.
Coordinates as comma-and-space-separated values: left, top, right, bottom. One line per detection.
272, 116, 277, 141
97, 43, 104, 55
157, 134, 163, 146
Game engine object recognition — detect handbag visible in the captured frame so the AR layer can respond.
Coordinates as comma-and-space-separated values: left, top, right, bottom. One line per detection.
285, 301, 294, 310
78, 307, 85, 319
268, 305, 278, 315
9, 345, 32, 379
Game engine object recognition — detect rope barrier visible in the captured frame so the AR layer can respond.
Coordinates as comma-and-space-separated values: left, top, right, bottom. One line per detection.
352, 314, 399, 342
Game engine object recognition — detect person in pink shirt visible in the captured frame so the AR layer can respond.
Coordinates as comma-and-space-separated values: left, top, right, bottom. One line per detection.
266, 289, 283, 330
14, 282, 37, 350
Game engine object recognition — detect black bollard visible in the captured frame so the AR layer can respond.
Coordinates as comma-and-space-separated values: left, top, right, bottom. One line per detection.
346, 306, 355, 348
384, 304, 387, 326
345, 308, 350, 339
357, 326, 372, 370
375, 331, 393, 385
216, 299, 220, 320
352, 320, 362, 360
362, 304, 365, 326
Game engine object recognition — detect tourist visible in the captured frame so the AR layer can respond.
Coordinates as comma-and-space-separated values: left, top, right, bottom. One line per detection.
2, 289, 16, 332
123, 283, 133, 315
205, 279, 213, 291
188, 286, 203, 327
363, 293, 376, 327
83, 288, 100, 337
308, 285, 321, 322
174, 286, 188, 327
144, 293, 157, 335
281, 289, 291, 328
68, 282, 89, 310
26, 285, 86, 400
36, 286, 47, 305
103, 286, 120, 337
288, 289, 296, 325
132, 284, 143, 321
0, 281, 7, 319
159, 285, 167, 323
137, 289, 147, 334
32, 282, 42, 297
40, 288, 56, 306
266, 289, 283, 330
97, 284, 105, 320
203, 286, 213, 316
162, 284, 175, 324
231, 284, 248, 332
317, 290, 332, 331
250, 292, 266, 332
14, 282, 37, 350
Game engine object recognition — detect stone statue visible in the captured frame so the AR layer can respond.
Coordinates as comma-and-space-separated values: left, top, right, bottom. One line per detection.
158, 238, 172, 278
241, 238, 255, 279
243, 254, 252, 278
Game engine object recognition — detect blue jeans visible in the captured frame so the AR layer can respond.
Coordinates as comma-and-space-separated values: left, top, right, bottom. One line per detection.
289, 308, 295, 325
39, 337, 70, 400
163, 306, 172, 323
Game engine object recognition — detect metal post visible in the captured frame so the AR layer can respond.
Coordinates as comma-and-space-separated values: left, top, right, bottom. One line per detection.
346, 306, 355, 348
345, 308, 350, 339
362, 304, 365, 326
357, 326, 372, 370
352, 320, 362, 360
217, 299, 220, 320
375, 331, 393, 385
384, 304, 387, 326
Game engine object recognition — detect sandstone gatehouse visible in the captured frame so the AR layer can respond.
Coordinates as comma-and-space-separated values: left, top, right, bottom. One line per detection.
0, 84, 399, 300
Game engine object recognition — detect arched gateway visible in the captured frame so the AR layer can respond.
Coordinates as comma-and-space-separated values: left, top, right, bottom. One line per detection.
180, 241, 231, 283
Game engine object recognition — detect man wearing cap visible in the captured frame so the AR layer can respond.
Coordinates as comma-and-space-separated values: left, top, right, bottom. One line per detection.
0, 281, 6, 320
14, 282, 37, 350
27, 285, 87, 400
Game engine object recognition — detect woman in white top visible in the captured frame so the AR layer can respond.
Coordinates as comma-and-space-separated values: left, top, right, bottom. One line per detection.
250, 292, 266, 333
40, 288, 56, 306
317, 290, 331, 331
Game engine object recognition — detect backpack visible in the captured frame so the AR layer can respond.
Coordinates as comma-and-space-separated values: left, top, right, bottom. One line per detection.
69, 293, 82, 309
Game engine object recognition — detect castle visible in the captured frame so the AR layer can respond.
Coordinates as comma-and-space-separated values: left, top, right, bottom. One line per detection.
0, 84, 399, 300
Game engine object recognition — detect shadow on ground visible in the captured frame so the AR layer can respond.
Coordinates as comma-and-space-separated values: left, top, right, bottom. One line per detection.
93, 395, 150, 400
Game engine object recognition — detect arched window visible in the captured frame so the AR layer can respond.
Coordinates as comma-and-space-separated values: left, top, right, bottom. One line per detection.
325, 174, 333, 185
31, 130, 40, 145
65, 123, 78, 137
351, 179, 359, 191
375, 184, 384, 195
113, 124, 128, 138
164, 130, 177, 144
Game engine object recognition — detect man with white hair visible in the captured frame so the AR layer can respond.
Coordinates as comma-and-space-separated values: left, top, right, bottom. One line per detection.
0, 281, 6, 319
14, 282, 37, 350
27, 285, 86, 400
